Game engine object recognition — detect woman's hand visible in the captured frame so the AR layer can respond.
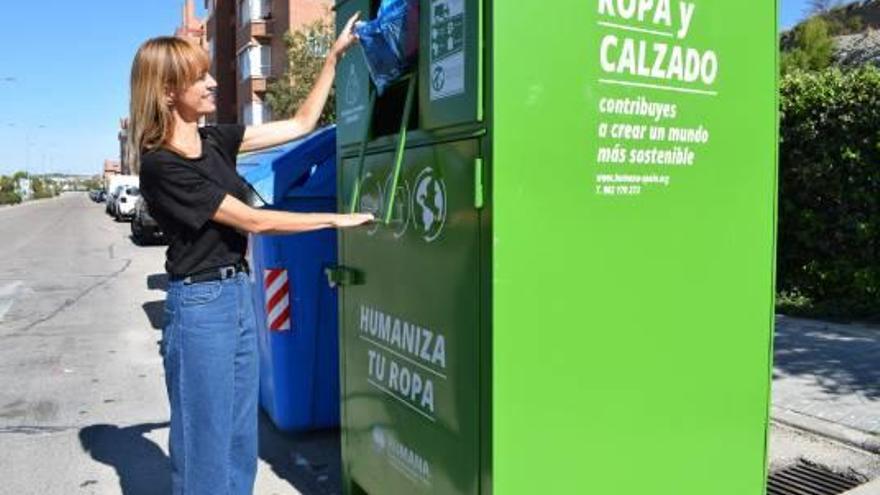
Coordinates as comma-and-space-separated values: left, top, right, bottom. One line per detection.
331, 12, 361, 59
334, 212, 374, 228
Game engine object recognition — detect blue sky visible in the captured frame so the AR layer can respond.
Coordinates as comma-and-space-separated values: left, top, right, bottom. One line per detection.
0, 0, 838, 176
0, 1, 206, 176
782, 0, 827, 29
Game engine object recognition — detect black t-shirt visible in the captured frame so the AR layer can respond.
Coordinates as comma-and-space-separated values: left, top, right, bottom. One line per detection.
139, 124, 248, 278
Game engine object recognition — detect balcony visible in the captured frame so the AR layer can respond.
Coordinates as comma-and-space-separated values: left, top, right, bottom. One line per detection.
236, 18, 274, 51
238, 41, 272, 86
242, 76, 268, 94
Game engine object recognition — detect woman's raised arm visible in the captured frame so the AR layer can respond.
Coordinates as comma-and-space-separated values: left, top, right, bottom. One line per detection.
240, 12, 361, 153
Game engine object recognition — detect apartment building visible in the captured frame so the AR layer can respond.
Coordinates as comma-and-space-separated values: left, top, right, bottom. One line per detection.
103, 159, 121, 183
176, 0, 207, 47
204, 0, 332, 125
204, 0, 238, 123
118, 119, 129, 175
16, 178, 32, 201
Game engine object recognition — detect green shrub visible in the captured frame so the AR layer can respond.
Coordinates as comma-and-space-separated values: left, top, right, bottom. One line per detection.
781, 17, 834, 74
0, 191, 21, 205
779, 67, 880, 320
266, 21, 336, 127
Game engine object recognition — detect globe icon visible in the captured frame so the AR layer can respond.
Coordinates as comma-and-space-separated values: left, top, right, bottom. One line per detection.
414, 168, 446, 241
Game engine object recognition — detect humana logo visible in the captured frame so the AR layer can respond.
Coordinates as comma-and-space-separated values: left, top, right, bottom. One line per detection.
372, 426, 432, 483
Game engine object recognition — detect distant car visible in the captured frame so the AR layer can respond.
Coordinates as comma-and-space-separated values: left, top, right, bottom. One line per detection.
114, 186, 140, 222
89, 189, 106, 202
130, 197, 165, 245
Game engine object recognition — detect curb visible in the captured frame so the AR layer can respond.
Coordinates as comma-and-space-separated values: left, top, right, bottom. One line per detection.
772, 406, 880, 455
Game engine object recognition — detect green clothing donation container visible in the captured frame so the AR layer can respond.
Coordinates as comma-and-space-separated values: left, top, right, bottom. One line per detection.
332, 0, 778, 494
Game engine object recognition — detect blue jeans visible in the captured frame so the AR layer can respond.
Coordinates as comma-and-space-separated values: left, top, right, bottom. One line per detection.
163, 272, 259, 495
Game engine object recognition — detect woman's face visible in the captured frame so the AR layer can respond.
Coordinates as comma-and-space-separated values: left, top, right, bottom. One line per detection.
173, 71, 217, 118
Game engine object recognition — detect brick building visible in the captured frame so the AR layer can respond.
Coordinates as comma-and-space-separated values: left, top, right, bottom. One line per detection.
103, 159, 121, 183
176, 0, 208, 47
118, 119, 129, 175
203, 0, 333, 125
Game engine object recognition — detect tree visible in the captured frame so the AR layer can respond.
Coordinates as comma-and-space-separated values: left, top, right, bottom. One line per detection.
0, 175, 14, 193
778, 67, 880, 319
782, 17, 835, 73
266, 19, 337, 127
0, 175, 21, 205
822, 3, 863, 36
31, 177, 56, 199
82, 177, 102, 191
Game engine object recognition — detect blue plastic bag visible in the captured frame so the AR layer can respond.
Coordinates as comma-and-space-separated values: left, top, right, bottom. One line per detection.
355, 0, 420, 95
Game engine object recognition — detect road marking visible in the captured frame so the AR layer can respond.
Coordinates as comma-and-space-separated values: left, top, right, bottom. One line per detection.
0, 281, 23, 322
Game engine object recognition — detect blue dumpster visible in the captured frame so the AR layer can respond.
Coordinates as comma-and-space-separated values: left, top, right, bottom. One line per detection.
237, 126, 340, 432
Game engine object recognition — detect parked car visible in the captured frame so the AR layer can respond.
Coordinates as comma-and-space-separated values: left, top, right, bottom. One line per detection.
114, 186, 140, 222
130, 197, 165, 245
106, 185, 124, 216
104, 175, 139, 215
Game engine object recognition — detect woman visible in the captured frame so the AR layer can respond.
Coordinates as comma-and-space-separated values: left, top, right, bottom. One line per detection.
127, 13, 370, 495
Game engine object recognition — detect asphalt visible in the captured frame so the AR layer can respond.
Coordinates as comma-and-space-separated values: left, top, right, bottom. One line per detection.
1, 193, 879, 494
0, 193, 338, 495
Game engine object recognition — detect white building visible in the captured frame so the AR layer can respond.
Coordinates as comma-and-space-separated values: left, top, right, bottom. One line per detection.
16, 178, 32, 201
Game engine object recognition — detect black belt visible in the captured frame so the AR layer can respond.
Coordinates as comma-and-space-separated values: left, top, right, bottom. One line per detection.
174, 261, 249, 285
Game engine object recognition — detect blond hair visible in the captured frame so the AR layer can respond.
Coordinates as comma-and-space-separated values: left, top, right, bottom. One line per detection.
127, 37, 209, 173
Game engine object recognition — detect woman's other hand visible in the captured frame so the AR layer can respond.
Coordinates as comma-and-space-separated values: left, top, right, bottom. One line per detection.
334, 212, 374, 228
332, 12, 361, 59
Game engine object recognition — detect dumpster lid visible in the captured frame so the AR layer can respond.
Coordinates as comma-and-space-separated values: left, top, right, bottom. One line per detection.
236, 126, 336, 205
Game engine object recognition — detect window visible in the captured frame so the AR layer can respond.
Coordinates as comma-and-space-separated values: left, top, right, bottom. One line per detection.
238, 0, 250, 26
238, 43, 270, 80
260, 44, 272, 76
241, 101, 266, 126
239, 0, 270, 25
241, 103, 253, 126
238, 50, 251, 81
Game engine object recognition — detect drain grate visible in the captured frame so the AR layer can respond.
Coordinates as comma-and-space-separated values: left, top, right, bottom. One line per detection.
767, 461, 866, 495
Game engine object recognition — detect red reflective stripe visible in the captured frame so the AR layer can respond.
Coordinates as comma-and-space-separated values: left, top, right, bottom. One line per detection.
270, 306, 291, 331
264, 269, 282, 289
267, 284, 289, 310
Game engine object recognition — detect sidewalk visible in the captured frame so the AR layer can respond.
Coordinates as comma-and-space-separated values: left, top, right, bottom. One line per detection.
773, 315, 880, 437
771, 314, 880, 486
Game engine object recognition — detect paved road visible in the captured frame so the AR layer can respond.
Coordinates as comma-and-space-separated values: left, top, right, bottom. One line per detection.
2, 193, 878, 494
0, 194, 338, 495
